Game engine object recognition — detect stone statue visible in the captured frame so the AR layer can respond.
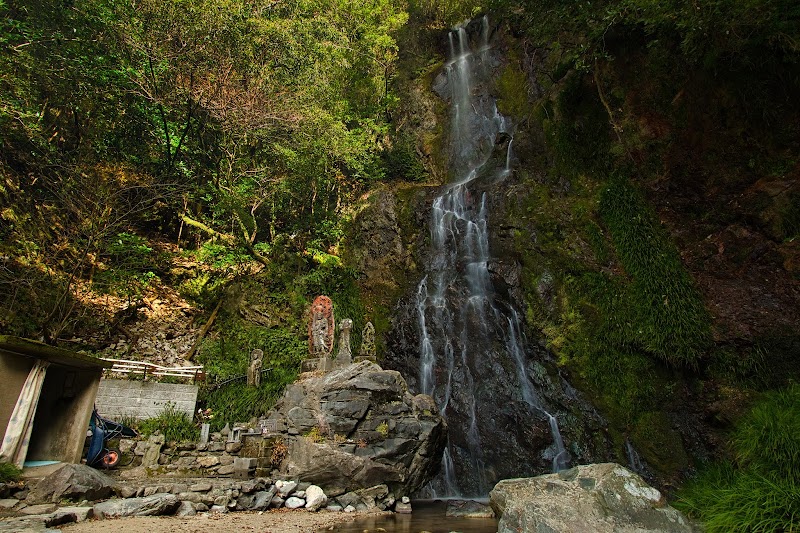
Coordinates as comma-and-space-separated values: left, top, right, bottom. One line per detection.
360, 321, 376, 357
308, 296, 335, 357
336, 319, 353, 366
247, 348, 264, 387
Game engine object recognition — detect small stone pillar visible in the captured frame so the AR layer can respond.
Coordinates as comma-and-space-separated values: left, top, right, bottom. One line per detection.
335, 319, 353, 367
141, 434, 164, 468
360, 321, 376, 357
247, 349, 264, 387
199, 423, 211, 446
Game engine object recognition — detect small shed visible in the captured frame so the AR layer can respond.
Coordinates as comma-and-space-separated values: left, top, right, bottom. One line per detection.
0, 336, 112, 467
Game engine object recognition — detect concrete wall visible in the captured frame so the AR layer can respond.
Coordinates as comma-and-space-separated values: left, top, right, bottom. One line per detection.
0, 353, 34, 443
27, 366, 102, 463
95, 380, 198, 420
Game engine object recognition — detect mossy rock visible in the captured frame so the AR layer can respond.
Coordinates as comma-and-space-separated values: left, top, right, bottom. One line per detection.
630, 411, 689, 477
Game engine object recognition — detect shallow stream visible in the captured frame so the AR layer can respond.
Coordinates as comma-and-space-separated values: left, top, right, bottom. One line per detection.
327, 500, 498, 533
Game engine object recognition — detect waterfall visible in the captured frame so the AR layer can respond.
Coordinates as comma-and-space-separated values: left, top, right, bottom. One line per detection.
415, 16, 569, 498
505, 310, 569, 473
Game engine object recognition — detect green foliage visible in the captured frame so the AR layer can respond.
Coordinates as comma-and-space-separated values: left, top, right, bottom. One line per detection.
198, 322, 304, 382
599, 178, 711, 366
383, 131, 428, 182
676, 463, 800, 533
93, 232, 161, 299
407, 0, 482, 28
495, 63, 531, 120
490, 0, 800, 70
304, 426, 326, 443
732, 385, 800, 480
376, 421, 389, 437
138, 403, 198, 442
545, 73, 612, 175
675, 385, 800, 532
202, 379, 295, 432
708, 344, 768, 388
197, 317, 304, 430
193, 243, 251, 269
0, 0, 409, 338
177, 272, 227, 308
0, 462, 22, 483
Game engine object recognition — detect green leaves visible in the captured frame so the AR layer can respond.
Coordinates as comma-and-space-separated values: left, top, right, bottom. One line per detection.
676, 385, 800, 532
599, 177, 711, 366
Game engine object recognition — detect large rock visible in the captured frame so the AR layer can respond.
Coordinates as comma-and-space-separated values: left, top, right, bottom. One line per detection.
304, 485, 327, 511
26, 464, 115, 504
250, 487, 277, 511
92, 493, 180, 518
270, 361, 446, 496
490, 463, 698, 533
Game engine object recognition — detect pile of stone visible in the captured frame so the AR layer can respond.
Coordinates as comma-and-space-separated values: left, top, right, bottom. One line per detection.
0, 464, 408, 532
124, 432, 251, 477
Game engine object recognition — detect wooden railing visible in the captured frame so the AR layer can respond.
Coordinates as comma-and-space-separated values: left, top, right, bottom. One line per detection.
101, 358, 205, 383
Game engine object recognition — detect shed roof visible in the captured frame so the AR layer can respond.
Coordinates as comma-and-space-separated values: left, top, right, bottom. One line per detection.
0, 336, 112, 370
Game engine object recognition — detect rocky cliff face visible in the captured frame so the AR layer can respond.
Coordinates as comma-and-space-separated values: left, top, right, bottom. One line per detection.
383, 144, 615, 492
264, 361, 446, 496
380, 18, 615, 496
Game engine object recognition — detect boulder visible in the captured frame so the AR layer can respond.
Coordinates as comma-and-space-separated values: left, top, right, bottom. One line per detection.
118, 485, 137, 498
270, 496, 285, 508
20, 504, 57, 515
275, 479, 297, 497
93, 494, 180, 518
0, 499, 17, 509
175, 501, 196, 517
0, 516, 54, 532
26, 464, 115, 504
285, 496, 305, 509
304, 485, 327, 511
490, 463, 698, 533
49, 506, 93, 523
251, 487, 277, 511
189, 482, 212, 492
274, 361, 446, 495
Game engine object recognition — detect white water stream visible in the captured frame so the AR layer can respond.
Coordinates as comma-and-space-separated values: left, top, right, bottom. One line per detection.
416, 17, 568, 497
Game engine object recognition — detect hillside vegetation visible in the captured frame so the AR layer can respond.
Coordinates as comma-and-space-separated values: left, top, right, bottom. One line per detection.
2, 0, 799, 529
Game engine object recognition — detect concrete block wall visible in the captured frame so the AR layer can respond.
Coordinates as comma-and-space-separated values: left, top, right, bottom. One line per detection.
95, 379, 198, 420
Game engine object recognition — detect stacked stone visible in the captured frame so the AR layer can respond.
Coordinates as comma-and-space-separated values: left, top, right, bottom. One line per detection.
0, 465, 408, 531
125, 430, 261, 477
106, 479, 401, 516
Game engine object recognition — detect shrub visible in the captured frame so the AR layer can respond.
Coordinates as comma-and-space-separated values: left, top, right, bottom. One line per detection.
676, 463, 800, 533
138, 403, 198, 442
0, 462, 21, 483
201, 378, 295, 432
675, 385, 800, 532
732, 385, 800, 481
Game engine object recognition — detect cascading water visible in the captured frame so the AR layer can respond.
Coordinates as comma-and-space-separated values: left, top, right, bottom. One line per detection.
414, 17, 569, 497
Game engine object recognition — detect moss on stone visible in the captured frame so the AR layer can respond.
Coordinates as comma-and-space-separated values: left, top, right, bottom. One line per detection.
630, 411, 690, 475
495, 62, 531, 119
